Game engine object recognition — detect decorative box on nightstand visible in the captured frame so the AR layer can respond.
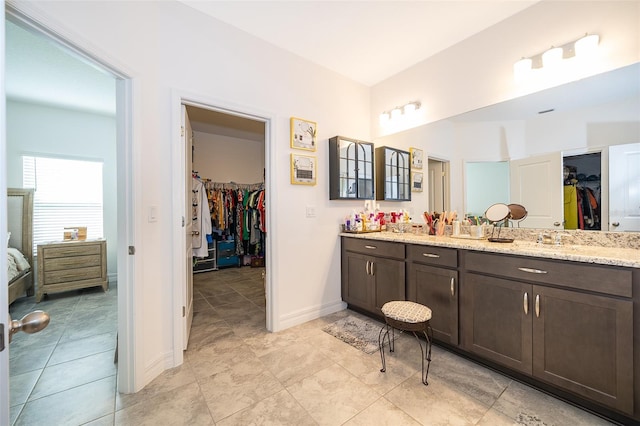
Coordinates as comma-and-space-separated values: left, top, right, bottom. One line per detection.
36, 239, 108, 302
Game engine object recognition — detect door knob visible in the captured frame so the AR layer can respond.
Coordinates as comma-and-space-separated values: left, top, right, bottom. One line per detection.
9, 310, 50, 343
611, 222, 620, 227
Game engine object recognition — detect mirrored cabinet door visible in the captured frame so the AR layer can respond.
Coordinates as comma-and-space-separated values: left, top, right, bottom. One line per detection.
376, 146, 411, 201
329, 136, 375, 200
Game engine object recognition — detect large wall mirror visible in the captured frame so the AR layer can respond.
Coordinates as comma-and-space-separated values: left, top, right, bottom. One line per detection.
453, 62, 639, 231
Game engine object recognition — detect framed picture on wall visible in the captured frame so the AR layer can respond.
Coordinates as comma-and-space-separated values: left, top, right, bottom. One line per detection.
410, 147, 423, 169
412, 172, 424, 192
290, 117, 317, 151
291, 153, 317, 185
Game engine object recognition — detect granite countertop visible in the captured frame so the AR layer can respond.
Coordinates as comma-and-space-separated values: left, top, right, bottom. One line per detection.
340, 231, 640, 268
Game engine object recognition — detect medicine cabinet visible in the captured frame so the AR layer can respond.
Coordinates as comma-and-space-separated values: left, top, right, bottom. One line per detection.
376, 146, 411, 201
329, 136, 375, 200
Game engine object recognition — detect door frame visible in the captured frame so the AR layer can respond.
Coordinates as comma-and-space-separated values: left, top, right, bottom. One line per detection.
3, 2, 140, 396
170, 91, 276, 365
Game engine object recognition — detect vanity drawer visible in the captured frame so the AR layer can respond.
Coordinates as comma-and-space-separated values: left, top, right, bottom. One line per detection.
464, 251, 632, 297
407, 244, 457, 268
342, 237, 405, 259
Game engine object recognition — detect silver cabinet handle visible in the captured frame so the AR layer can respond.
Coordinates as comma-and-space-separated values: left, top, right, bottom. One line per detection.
364, 245, 377, 250
535, 294, 540, 318
518, 267, 548, 274
423, 253, 440, 258
365, 261, 370, 275
370, 262, 374, 276
450, 277, 455, 296
523, 292, 528, 315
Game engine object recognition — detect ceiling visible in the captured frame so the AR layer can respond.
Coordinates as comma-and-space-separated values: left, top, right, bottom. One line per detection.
5, 19, 116, 116
179, 0, 537, 86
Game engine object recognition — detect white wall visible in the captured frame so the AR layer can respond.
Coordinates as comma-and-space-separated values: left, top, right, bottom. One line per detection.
17, 0, 370, 389
6, 99, 118, 277
192, 131, 264, 184
372, 1, 640, 139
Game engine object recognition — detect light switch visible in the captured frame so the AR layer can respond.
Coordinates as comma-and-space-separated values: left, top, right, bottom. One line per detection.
148, 205, 158, 222
306, 206, 316, 218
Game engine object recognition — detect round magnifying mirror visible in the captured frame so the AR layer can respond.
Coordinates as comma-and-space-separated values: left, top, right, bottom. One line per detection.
508, 204, 528, 221
485, 203, 511, 223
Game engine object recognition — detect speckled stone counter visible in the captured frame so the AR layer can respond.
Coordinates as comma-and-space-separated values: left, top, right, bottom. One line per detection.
340, 231, 640, 268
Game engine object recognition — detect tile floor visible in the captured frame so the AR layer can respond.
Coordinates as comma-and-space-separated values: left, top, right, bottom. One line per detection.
9, 266, 616, 425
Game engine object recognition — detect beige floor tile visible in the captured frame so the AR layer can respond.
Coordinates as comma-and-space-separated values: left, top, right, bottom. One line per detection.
385, 372, 490, 425
116, 363, 198, 410
343, 397, 421, 426
217, 389, 316, 426
199, 357, 284, 421
242, 327, 304, 357
287, 364, 380, 426
491, 380, 615, 425
428, 347, 511, 406
259, 340, 335, 387
186, 342, 257, 379
115, 382, 213, 426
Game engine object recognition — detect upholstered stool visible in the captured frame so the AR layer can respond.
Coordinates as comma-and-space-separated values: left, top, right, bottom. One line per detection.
378, 300, 433, 385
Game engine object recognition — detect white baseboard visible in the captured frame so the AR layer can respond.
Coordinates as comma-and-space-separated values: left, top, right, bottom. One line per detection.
277, 299, 347, 331
142, 350, 175, 389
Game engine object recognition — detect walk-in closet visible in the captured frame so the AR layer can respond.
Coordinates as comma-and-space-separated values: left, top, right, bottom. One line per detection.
185, 106, 268, 351
563, 152, 601, 230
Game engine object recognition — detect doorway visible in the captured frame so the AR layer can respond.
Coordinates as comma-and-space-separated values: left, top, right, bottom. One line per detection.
3, 6, 135, 423
427, 158, 450, 212
172, 97, 273, 363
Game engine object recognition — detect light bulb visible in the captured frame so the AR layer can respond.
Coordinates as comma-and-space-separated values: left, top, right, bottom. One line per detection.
542, 46, 563, 68
513, 57, 532, 81
575, 34, 599, 57
391, 107, 402, 119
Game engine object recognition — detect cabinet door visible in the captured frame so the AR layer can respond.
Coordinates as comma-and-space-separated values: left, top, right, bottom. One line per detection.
329, 137, 374, 200
532, 286, 633, 414
371, 257, 405, 312
408, 263, 458, 345
342, 252, 372, 310
462, 273, 532, 374
376, 146, 411, 201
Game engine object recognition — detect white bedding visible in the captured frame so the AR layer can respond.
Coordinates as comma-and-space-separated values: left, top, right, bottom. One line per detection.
7, 247, 30, 282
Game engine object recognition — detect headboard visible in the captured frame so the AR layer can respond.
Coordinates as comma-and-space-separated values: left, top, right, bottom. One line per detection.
7, 188, 34, 266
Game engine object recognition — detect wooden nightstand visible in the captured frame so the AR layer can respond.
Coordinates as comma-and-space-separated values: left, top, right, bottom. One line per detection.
36, 239, 108, 302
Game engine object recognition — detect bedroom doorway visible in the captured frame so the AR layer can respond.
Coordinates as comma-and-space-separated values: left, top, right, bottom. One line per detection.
2, 6, 136, 423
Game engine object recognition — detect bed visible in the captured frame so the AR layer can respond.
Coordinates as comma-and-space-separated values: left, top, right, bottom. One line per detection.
8, 188, 34, 304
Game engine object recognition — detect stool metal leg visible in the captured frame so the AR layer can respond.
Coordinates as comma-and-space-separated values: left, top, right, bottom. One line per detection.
378, 324, 390, 373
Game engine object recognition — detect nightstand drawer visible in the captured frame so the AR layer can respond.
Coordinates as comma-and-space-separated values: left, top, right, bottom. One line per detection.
42, 254, 102, 271
41, 243, 102, 259
44, 266, 103, 285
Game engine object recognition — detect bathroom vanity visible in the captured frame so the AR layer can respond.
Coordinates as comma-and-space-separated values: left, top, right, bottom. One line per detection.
341, 232, 639, 423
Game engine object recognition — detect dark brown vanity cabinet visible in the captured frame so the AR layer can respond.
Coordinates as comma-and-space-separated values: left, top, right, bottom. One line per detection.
407, 245, 459, 345
461, 251, 634, 415
329, 136, 375, 200
375, 146, 411, 201
341, 237, 405, 315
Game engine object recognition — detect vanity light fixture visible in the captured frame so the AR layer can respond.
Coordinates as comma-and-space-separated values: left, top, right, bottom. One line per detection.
380, 101, 422, 123
513, 33, 600, 80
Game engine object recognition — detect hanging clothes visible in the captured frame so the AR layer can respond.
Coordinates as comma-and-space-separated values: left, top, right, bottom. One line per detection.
192, 177, 212, 258
564, 185, 578, 229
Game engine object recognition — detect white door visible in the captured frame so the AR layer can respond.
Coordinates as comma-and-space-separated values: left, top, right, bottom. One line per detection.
510, 152, 563, 229
182, 105, 194, 349
609, 143, 640, 232
1, 8, 9, 422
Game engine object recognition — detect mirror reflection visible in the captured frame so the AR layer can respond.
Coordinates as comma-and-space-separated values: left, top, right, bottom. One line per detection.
455, 63, 640, 231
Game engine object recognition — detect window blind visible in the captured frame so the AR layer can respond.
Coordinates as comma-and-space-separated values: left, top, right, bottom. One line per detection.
23, 156, 104, 255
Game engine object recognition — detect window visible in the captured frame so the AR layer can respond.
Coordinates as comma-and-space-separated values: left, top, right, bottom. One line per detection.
23, 156, 104, 254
